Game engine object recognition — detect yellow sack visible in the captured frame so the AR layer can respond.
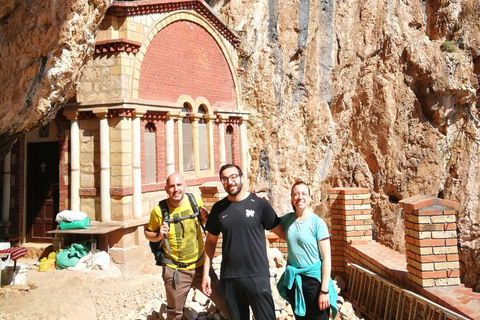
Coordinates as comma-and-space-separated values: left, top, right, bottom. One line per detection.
38, 251, 57, 272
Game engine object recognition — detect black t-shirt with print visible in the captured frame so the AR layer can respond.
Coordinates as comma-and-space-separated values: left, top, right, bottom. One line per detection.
206, 193, 281, 279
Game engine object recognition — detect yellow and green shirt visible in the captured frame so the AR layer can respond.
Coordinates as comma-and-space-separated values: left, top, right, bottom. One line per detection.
147, 194, 204, 270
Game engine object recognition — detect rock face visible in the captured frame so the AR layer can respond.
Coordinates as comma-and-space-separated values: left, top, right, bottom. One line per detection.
0, 0, 112, 157
208, 0, 480, 290
1, 0, 479, 291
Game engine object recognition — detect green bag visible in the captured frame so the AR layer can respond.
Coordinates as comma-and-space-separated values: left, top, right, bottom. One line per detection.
55, 243, 89, 269
59, 217, 91, 230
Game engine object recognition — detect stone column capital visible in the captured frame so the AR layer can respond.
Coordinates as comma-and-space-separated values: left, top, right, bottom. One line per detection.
63, 109, 79, 120
191, 114, 202, 121
165, 111, 180, 120
93, 108, 109, 118
133, 107, 147, 118
216, 114, 228, 122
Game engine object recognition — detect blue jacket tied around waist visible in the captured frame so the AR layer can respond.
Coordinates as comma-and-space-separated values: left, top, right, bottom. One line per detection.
277, 260, 338, 318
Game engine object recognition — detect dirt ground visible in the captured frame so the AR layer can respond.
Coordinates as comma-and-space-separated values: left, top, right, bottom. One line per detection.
0, 258, 166, 320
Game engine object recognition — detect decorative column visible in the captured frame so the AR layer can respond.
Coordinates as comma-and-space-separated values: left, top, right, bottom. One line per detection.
217, 116, 226, 167
177, 112, 185, 172
165, 113, 175, 177
239, 115, 248, 189
132, 109, 145, 219
399, 195, 460, 287
206, 114, 215, 171
94, 110, 111, 222
329, 187, 372, 274
64, 110, 81, 211
2, 151, 11, 221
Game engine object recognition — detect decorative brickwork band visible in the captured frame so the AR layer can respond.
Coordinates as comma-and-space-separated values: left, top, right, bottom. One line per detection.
399, 195, 460, 288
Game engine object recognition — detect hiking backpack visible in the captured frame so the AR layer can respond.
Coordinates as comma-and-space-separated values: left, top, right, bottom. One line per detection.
149, 193, 205, 266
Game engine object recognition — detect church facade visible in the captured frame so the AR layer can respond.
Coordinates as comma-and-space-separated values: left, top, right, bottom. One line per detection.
2, 0, 248, 273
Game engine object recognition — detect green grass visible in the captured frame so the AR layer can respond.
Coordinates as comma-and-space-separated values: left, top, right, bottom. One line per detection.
441, 41, 457, 53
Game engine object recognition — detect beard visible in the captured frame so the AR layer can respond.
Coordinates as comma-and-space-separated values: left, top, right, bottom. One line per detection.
226, 180, 243, 196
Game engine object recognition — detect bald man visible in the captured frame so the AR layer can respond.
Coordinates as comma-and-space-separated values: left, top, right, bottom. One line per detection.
145, 173, 230, 320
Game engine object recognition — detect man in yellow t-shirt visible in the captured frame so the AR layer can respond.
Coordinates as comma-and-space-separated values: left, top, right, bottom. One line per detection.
144, 173, 230, 320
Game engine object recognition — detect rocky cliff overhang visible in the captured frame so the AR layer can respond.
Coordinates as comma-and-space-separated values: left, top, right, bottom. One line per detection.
0, 0, 112, 160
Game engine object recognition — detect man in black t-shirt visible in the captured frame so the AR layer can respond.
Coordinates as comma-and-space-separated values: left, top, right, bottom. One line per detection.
201, 164, 285, 320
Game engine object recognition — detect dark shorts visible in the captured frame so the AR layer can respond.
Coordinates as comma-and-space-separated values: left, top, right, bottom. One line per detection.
221, 276, 276, 320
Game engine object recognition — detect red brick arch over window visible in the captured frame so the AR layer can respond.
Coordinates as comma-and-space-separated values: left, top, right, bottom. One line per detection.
139, 20, 237, 110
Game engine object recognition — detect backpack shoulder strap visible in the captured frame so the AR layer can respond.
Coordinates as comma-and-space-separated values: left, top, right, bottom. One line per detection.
158, 199, 170, 226
185, 193, 199, 214
158, 199, 171, 255
185, 193, 206, 235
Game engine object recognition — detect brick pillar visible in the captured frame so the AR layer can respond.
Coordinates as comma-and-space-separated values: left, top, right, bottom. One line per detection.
329, 187, 372, 274
399, 195, 460, 288
199, 181, 226, 211
199, 182, 226, 256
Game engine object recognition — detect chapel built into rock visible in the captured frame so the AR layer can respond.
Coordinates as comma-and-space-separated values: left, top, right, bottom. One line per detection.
1, 0, 247, 274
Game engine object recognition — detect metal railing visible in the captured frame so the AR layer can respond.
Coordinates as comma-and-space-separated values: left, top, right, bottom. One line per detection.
347, 263, 470, 320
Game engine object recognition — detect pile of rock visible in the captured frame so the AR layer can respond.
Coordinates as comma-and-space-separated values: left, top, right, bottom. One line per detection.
129, 247, 363, 320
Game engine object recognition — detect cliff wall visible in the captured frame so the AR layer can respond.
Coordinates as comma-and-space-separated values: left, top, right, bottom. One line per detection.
0, 0, 478, 290
0, 0, 111, 156
208, 0, 480, 290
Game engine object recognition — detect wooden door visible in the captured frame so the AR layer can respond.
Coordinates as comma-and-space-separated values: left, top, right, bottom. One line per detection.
26, 142, 59, 243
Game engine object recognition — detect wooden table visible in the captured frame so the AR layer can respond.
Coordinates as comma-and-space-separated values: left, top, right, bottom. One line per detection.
47, 221, 123, 252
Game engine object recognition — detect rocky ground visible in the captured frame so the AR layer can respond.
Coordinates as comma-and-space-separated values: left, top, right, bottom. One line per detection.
0, 253, 360, 320
0, 258, 167, 320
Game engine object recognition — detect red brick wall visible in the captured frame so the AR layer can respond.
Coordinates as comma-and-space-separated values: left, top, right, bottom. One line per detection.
139, 20, 236, 110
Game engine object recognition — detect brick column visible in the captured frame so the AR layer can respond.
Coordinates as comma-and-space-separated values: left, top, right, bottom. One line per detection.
329, 188, 372, 274
199, 182, 226, 211
199, 182, 226, 256
399, 195, 460, 288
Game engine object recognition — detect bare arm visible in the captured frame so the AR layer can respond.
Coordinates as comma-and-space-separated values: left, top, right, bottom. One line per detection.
199, 208, 209, 226
201, 233, 219, 296
270, 223, 286, 240
318, 238, 332, 310
144, 223, 169, 242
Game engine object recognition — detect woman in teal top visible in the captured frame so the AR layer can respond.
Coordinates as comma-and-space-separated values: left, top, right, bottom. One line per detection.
277, 181, 338, 320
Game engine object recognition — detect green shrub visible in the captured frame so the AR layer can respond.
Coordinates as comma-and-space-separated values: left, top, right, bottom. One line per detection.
441, 41, 457, 52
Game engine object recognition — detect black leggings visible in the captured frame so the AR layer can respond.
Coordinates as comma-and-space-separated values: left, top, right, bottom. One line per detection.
285, 274, 330, 320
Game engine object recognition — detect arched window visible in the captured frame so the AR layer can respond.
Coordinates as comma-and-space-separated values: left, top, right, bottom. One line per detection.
144, 123, 156, 184
226, 125, 234, 164
198, 105, 208, 170
182, 103, 194, 172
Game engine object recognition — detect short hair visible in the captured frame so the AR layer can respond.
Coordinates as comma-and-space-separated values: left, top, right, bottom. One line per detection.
291, 180, 311, 212
291, 180, 311, 195
219, 164, 243, 179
